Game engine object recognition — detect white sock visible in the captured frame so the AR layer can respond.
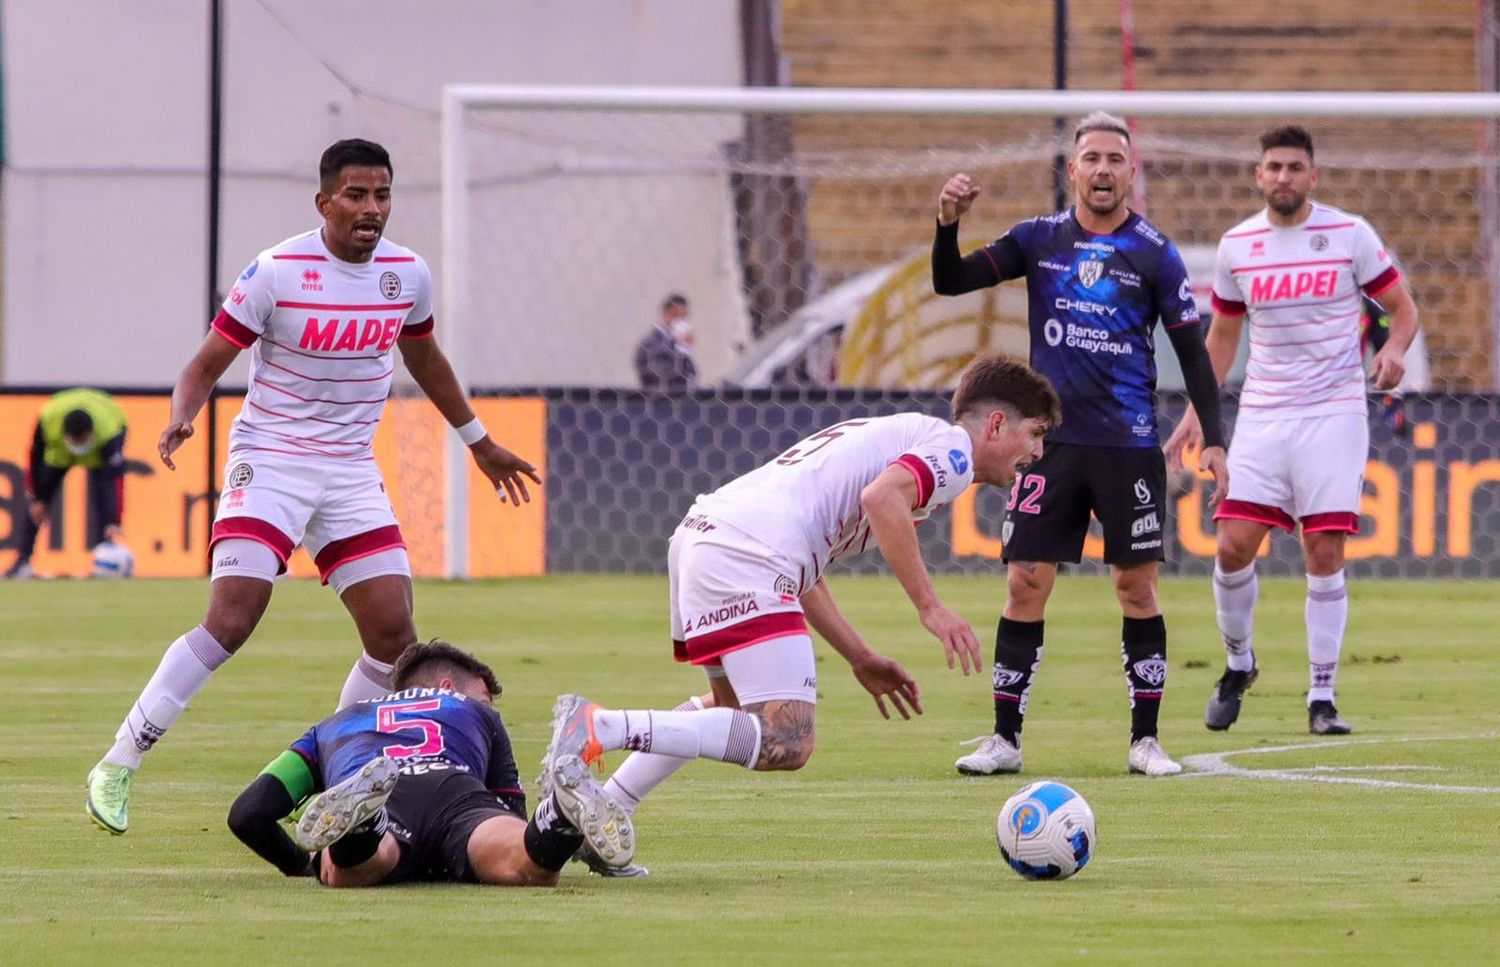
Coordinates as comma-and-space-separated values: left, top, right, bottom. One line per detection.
1306, 570, 1348, 705
105, 626, 231, 770
339, 654, 396, 709
592, 704, 761, 768
603, 696, 703, 813
1213, 561, 1259, 672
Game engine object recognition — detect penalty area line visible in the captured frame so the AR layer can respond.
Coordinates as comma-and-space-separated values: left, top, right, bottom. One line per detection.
1180, 732, 1500, 793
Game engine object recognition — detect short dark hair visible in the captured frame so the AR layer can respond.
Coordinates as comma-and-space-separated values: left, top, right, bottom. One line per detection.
391, 639, 501, 698
951, 354, 1062, 428
661, 293, 689, 311
62, 409, 94, 439
319, 138, 393, 194
1259, 125, 1314, 161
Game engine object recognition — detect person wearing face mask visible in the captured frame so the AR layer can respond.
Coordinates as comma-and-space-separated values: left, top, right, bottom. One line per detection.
635, 293, 698, 391
6, 387, 128, 579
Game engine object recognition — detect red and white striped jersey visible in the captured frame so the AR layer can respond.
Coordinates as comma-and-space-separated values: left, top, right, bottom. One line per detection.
212, 230, 434, 459
1211, 202, 1399, 424
692, 413, 975, 592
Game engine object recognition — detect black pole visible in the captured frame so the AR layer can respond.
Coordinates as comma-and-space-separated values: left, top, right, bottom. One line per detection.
204, 0, 224, 574
1051, 0, 1069, 212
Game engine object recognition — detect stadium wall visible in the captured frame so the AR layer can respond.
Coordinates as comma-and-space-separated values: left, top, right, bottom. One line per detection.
3, 390, 1498, 580
0, 0, 742, 388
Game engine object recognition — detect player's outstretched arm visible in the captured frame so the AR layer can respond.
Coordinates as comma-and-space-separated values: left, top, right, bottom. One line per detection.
398, 336, 541, 505
802, 578, 922, 720
860, 466, 982, 675
227, 751, 317, 877
160, 332, 241, 470
932, 173, 1009, 297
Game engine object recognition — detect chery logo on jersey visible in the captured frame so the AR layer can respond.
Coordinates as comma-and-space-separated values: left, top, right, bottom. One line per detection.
1247, 269, 1341, 303
299, 317, 404, 354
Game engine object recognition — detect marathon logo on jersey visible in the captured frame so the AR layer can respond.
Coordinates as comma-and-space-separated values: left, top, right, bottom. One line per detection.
1248, 270, 1341, 304
301, 269, 323, 292
1073, 240, 1115, 254
1132, 656, 1168, 687
687, 598, 760, 633
1131, 512, 1161, 538
380, 271, 403, 300
1078, 259, 1105, 288
299, 317, 404, 354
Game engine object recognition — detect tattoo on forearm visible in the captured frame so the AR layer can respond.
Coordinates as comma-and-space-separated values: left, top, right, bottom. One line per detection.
746, 700, 816, 771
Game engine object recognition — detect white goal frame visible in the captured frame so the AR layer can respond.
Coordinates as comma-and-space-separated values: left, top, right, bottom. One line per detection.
438, 84, 1500, 577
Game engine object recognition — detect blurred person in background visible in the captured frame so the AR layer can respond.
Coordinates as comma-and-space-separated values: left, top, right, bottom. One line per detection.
5, 387, 128, 580
635, 293, 698, 391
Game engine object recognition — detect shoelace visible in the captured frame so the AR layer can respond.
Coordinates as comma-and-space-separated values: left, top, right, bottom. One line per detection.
99, 771, 130, 809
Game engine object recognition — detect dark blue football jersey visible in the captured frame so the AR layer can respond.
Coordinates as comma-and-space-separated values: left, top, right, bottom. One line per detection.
290, 688, 521, 797
980, 209, 1201, 447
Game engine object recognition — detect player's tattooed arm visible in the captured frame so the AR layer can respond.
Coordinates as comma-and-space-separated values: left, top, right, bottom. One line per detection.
745, 700, 816, 771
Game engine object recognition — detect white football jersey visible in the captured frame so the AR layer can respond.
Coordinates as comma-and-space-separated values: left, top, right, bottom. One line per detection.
1211, 202, 1399, 423
212, 230, 434, 458
692, 413, 975, 592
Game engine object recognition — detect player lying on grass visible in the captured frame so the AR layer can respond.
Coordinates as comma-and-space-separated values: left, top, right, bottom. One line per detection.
538, 354, 1062, 867
228, 640, 632, 886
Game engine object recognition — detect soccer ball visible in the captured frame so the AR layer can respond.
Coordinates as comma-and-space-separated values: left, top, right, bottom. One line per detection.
996, 780, 1096, 880
91, 541, 134, 579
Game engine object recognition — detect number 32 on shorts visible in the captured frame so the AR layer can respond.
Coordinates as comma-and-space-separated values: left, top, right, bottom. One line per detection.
1008, 474, 1045, 515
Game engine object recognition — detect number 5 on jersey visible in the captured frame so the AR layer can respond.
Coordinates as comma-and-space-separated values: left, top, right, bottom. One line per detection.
377, 699, 445, 758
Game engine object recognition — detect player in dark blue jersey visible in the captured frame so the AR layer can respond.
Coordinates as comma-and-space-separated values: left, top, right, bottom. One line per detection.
227, 640, 633, 886
932, 111, 1228, 778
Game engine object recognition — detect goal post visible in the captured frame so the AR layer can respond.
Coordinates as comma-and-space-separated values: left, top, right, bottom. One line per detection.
436, 84, 1500, 577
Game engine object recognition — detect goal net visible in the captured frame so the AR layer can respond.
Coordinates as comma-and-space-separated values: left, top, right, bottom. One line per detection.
429, 86, 1500, 579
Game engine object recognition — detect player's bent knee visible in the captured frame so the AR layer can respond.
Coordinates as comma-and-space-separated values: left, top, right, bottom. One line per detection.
748, 699, 816, 771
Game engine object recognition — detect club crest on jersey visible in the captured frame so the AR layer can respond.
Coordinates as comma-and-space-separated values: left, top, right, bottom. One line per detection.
227, 463, 254, 489
1078, 259, 1104, 288
380, 271, 403, 300
1309, 234, 1329, 252
774, 574, 798, 599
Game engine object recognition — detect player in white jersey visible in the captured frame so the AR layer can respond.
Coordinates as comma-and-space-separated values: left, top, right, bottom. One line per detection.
1165, 126, 1418, 736
535, 355, 1060, 869
86, 140, 540, 835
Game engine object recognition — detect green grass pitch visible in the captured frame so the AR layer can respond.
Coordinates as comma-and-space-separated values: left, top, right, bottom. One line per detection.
2, 575, 1498, 965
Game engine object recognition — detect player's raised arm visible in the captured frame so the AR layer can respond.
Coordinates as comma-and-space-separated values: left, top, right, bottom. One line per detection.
932, 174, 1026, 297
860, 465, 982, 675
397, 335, 541, 506
160, 330, 242, 470
801, 577, 922, 720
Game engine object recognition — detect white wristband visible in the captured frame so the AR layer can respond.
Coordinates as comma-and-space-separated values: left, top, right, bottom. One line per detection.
455, 417, 487, 447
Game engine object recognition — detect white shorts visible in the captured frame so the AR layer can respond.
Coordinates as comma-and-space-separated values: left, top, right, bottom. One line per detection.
668, 511, 814, 702
1216, 412, 1367, 534
211, 449, 405, 583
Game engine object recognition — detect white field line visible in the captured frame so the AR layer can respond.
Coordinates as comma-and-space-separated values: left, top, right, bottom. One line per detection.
1181, 733, 1500, 793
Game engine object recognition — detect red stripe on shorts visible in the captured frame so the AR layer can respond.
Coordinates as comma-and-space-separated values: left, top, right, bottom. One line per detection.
211, 517, 295, 571
1301, 511, 1360, 535
313, 525, 406, 584
675, 611, 809, 666
1214, 499, 1296, 534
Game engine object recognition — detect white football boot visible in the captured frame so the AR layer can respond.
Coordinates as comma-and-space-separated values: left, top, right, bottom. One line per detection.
955, 734, 1023, 775
1127, 736, 1183, 777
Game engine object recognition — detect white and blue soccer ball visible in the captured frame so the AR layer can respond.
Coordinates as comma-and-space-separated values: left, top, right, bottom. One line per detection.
996, 780, 1096, 880
91, 541, 135, 579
